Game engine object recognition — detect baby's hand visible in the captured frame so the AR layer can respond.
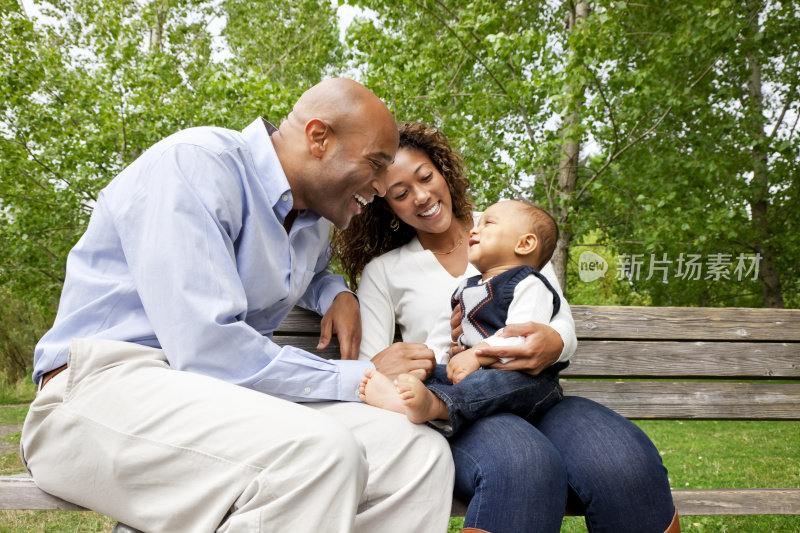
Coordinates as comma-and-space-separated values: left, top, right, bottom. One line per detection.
446, 350, 481, 384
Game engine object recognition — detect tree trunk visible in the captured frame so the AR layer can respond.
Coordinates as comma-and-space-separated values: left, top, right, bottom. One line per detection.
551, 0, 589, 290
150, 2, 166, 52
746, 3, 784, 308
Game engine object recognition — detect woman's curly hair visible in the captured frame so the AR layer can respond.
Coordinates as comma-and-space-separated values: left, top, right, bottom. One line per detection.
332, 121, 474, 289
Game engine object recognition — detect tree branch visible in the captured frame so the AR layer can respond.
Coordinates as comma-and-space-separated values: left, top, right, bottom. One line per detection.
13, 137, 98, 202
788, 107, 800, 140
2, 193, 62, 208
575, 56, 720, 202
429, 0, 537, 144
769, 79, 797, 138
587, 66, 620, 153
412, 0, 510, 101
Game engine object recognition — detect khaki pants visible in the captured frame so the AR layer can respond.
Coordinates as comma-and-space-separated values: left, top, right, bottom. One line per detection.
22, 339, 454, 533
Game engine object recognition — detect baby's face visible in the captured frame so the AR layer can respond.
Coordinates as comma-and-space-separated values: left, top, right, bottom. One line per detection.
468, 201, 534, 275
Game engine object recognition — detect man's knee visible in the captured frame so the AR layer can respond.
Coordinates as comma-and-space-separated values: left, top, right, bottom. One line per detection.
292, 418, 369, 481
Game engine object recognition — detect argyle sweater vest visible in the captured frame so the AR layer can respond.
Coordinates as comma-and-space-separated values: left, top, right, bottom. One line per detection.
451, 265, 561, 348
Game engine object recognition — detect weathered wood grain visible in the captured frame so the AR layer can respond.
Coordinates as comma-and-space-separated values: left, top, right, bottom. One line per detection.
572, 305, 800, 341
276, 337, 800, 379
673, 488, 800, 515
277, 305, 800, 341
8, 305, 798, 516
562, 381, 800, 419
565, 340, 800, 378
274, 335, 341, 358
274, 307, 327, 334
4, 474, 797, 516
0, 475, 84, 510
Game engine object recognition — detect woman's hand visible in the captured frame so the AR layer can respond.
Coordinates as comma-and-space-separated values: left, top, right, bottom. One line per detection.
448, 306, 466, 358
371, 342, 436, 381
319, 292, 361, 360
475, 322, 564, 376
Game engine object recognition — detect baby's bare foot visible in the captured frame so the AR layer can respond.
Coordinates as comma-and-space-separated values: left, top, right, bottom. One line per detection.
396, 374, 449, 424
360, 368, 405, 414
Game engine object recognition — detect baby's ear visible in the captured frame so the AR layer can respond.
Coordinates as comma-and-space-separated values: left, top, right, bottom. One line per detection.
515, 233, 538, 256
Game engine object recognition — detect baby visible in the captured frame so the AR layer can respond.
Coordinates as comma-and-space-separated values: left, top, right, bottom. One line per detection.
360, 200, 567, 437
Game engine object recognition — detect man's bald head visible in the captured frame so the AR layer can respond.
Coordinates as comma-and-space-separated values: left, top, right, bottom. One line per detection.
288, 78, 395, 136
271, 78, 399, 229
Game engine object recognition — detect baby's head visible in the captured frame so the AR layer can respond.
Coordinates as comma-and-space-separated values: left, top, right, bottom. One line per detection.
468, 200, 558, 277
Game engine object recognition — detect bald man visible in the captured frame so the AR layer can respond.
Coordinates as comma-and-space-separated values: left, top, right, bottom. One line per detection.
22, 79, 454, 533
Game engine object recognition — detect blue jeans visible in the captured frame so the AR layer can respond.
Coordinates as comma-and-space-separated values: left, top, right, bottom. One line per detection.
424, 363, 566, 437
449, 396, 675, 533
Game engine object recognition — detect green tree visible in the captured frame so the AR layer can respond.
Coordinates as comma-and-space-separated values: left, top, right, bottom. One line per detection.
0, 0, 345, 378
344, 0, 799, 307
580, 0, 799, 307
1, 0, 342, 314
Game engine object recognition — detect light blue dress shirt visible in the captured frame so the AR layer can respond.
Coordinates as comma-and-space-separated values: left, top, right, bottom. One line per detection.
33, 118, 372, 402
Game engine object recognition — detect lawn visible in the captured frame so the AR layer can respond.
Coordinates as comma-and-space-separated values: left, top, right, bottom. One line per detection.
2, 397, 797, 532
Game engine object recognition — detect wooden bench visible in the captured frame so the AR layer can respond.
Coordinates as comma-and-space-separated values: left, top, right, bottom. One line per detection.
3, 305, 800, 516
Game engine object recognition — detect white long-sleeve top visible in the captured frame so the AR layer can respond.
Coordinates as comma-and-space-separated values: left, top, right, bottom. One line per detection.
357, 235, 577, 363
425, 272, 557, 363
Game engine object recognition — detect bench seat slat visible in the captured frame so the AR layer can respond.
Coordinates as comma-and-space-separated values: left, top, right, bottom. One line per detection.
562, 381, 800, 419
0, 476, 84, 510
673, 488, 800, 515
4, 475, 798, 516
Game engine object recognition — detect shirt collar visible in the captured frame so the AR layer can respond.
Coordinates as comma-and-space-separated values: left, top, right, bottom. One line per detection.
241, 117, 294, 222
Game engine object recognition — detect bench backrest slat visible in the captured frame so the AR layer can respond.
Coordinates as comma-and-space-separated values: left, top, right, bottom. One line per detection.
563, 381, 800, 420
274, 306, 800, 421
565, 341, 800, 378
572, 305, 800, 341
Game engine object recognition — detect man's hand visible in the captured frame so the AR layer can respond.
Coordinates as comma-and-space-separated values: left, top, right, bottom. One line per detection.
476, 322, 564, 376
319, 292, 361, 360
446, 349, 481, 384
371, 342, 435, 381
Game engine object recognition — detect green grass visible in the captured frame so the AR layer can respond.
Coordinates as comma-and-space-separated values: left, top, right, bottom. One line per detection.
0, 510, 114, 532
0, 377, 36, 405
2, 401, 798, 532
0, 405, 29, 425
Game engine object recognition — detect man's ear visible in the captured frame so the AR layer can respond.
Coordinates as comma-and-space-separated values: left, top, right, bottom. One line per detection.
305, 118, 331, 158
515, 233, 538, 256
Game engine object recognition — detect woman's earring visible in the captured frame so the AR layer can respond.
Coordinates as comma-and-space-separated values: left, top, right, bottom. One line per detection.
389, 216, 400, 231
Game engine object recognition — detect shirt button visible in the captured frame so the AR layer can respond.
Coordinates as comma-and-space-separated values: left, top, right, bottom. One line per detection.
304, 386, 311, 394
281, 194, 289, 202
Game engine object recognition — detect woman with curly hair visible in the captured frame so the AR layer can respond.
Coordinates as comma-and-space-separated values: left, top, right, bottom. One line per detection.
333, 122, 678, 533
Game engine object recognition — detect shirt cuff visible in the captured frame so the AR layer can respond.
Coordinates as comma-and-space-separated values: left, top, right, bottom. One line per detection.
318, 286, 355, 315
549, 321, 576, 363
335, 359, 375, 402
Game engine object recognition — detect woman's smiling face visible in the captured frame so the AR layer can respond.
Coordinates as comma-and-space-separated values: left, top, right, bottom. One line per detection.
382, 147, 454, 236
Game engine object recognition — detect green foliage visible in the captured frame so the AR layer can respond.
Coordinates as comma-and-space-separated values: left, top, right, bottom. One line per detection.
344, 0, 799, 307
577, 0, 800, 307
2, 0, 799, 335
0, 289, 51, 382
566, 232, 651, 305
0, 0, 338, 315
